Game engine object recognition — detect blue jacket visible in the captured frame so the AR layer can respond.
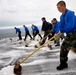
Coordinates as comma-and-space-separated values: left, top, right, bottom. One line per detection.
32, 25, 39, 31
15, 28, 21, 33
52, 21, 60, 33
59, 9, 76, 33
24, 26, 29, 32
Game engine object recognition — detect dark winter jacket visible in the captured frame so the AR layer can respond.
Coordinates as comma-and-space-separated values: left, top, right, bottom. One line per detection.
41, 21, 50, 32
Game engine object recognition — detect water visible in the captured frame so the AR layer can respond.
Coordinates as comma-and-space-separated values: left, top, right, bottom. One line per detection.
0, 28, 24, 39
0, 36, 76, 75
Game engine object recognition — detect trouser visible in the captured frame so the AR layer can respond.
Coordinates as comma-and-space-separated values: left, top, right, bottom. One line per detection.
60, 33, 65, 40
60, 32, 76, 63
25, 31, 32, 40
18, 31, 22, 40
33, 30, 42, 39
39, 30, 51, 45
55, 33, 65, 45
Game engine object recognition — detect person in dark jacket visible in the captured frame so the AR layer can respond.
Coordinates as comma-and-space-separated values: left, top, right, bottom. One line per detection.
23, 25, 32, 41
14, 27, 22, 40
54, 1, 76, 70
31, 24, 42, 40
40, 17, 51, 45
47, 22, 53, 39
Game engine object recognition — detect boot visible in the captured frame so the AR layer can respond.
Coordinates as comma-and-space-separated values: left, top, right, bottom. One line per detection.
47, 45, 52, 49
57, 63, 68, 70
39, 41, 45, 45
56, 57, 68, 70
55, 44, 60, 46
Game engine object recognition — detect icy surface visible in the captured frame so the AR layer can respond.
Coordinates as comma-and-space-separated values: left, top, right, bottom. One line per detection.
0, 36, 76, 75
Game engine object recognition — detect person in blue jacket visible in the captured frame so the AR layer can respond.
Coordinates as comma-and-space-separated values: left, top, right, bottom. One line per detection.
14, 27, 22, 40
54, 1, 76, 70
23, 25, 32, 41
31, 24, 42, 40
51, 18, 65, 46
52, 19, 59, 34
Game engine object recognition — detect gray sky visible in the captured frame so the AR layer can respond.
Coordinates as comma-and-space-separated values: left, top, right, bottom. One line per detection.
0, 0, 76, 29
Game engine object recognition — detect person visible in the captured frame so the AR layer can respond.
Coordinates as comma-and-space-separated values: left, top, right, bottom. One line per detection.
31, 24, 42, 40
51, 18, 65, 46
47, 22, 53, 39
23, 25, 32, 41
51, 20, 56, 37
40, 17, 52, 45
14, 27, 22, 40
54, 1, 76, 70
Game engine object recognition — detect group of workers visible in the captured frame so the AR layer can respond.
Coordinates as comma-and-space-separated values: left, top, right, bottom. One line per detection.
14, 24, 42, 41
14, 17, 63, 47
14, 1, 76, 71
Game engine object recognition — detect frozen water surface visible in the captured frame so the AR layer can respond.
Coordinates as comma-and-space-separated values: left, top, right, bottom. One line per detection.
0, 36, 76, 75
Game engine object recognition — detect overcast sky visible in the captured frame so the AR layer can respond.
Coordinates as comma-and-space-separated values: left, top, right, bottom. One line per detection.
0, 0, 76, 29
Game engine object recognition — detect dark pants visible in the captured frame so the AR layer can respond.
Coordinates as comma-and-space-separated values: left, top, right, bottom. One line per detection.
55, 33, 65, 45
18, 31, 22, 40
60, 32, 76, 63
33, 30, 42, 39
25, 31, 32, 40
39, 30, 51, 45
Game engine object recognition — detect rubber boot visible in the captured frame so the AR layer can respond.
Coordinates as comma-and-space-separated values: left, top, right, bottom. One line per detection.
57, 57, 68, 70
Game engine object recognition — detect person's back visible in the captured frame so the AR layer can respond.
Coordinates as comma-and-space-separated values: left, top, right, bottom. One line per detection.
52, 21, 60, 33
14, 27, 22, 40
23, 25, 29, 32
52, 18, 62, 46
42, 20, 50, 32
73, 16, 76, 31
15, 28, 21, 33
23, 25, 32, 41
59, 9, 76, 33
32, 25, 39, 31
48, 22, 52, 30
40, 17, 52, 46
31, 24, 42, 40
24, 26, 29, 32
51, 18, 60, 36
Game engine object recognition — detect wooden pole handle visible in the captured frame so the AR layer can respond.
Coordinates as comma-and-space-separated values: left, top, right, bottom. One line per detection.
35, 33, 51, 46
